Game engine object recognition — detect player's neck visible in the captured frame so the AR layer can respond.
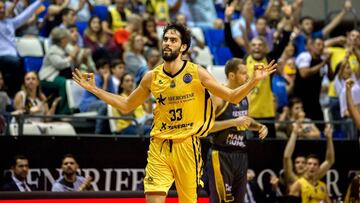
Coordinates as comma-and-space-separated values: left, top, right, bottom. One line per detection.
163, 57, 184, 75
226, 82, 240, 90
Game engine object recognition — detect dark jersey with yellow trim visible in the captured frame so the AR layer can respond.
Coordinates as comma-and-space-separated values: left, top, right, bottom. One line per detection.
209, 97, 248, 152
150, 60, 215, 140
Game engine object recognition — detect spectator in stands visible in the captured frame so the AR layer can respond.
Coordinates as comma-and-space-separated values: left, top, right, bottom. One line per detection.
67, 25, 96, 73
186, 0, 217, 29
245, 169, 265, 203
124, 33, 146, 75
83, 16, 119, 56
294, 0, 352, 55
102, 0, 132, 35
283, 124, 334, 190
59, 8, 84, 47
68, 0, 93, 22
79, 59, 115, 134
128, 0, 145, 14
335, 50, 360, 119
12, 71, 60, 122
0, 71, 10, 113
110, 59, 125, 94
327, 29, 360, 130
288, 153, 332, 203
41, 0, 70, 37
144, 1, 166, 23
0, 71, 10, 134
0, 0, 43, 98
168, 0, 193, 26
111, 14, 142, 50
1, 155, 37, 191
346, 79, 360, 140
294, 37, 333, 131
277, 97, 320, 138
39, 27, 78, 114
135, 48, 161, 86
6, 0, 42, 36
112, 72, 152, 134
142, 16, 159, 49
52, 154, 92, 192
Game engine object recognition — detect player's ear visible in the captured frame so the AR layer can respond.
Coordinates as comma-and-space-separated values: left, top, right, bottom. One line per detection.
229, 72, 235, 79
180, 44, 187, 52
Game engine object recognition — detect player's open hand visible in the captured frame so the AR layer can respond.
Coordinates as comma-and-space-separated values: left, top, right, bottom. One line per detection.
72, 69, 96, 92
258, 124, 268, 140
253, 60, 277, 82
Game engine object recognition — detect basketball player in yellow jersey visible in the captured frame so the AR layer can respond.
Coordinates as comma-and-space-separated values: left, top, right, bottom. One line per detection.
72, 23, 277, 203
289, 154, 332, 203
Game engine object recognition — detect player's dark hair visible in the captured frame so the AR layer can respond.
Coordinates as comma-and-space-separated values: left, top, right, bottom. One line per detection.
224, 58, 245, 78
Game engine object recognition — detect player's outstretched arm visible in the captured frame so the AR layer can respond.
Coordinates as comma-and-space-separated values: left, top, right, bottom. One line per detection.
318, 125, 335, 179
199, 61, 277, 104
72, 69, 151, 114
283, 123, 299, 185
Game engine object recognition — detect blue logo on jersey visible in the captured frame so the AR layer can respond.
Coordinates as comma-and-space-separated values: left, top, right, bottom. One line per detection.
183, 73, 192, 84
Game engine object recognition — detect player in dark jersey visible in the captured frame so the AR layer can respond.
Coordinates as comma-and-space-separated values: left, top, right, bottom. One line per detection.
207, 58, 268, 203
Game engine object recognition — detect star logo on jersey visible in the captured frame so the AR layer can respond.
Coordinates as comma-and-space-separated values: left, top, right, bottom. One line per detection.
160, 122, 167, 131
156, 94, 166, 105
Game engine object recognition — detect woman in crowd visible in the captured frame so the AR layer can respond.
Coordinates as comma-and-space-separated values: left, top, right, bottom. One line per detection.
13, 71, 60, 122
83, 16, 119, 57
142, 16, 159, 49
123, 33, 146, 75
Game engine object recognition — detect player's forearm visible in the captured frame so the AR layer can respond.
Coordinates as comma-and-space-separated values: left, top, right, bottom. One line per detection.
322, 9, 346, 37
284, 130, 297, 159
229, 79, 258, 103
325, 136, 335, 165
210, 119, 236, 133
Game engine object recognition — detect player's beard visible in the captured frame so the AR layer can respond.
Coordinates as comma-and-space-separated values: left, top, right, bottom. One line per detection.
162, 47, 181, 62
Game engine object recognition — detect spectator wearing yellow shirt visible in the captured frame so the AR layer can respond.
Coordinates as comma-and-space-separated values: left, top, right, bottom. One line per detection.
112, 73, 152, 135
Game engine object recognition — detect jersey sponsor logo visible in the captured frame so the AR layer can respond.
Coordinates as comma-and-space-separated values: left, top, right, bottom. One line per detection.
183, 73, 192, 84
167, 122, 193, 130
168, 93, 195, 104
226, 133, 246, 147
158, 80, 163, 84
156, 94, 166, 105
232, 110, 248, 117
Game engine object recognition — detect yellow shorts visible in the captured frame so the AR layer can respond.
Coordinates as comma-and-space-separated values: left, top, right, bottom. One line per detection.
144, 136, 203, 203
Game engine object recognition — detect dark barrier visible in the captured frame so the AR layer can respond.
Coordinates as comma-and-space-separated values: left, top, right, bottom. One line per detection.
0, 191, 209, 202
0, 136, 359, 199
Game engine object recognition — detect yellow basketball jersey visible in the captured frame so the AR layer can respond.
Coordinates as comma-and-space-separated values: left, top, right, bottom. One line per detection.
150, 61, 214, 140
298, 177, 327, 203
245, 56, 275, 118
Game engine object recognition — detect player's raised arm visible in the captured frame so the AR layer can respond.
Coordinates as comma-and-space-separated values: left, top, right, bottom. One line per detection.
72, 69, 151, 114
199, 60, 277, 104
